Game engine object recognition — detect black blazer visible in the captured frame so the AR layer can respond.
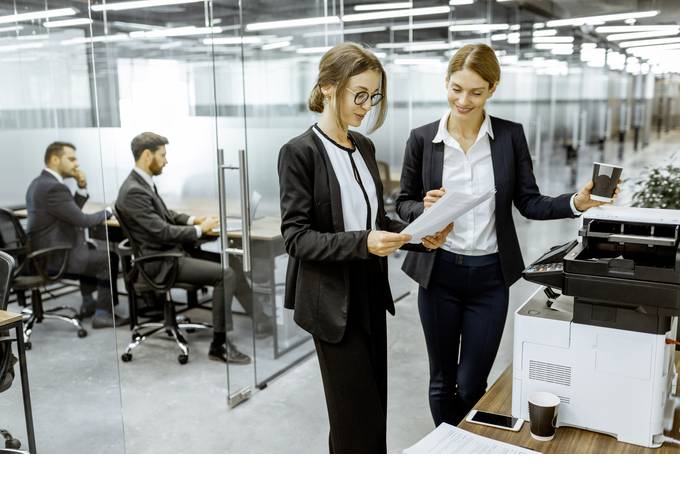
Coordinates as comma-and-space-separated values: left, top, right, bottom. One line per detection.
396, 116, 577, 289
115, 170, 198, 283
278, 127, 425, 343
25, 170, 106, 274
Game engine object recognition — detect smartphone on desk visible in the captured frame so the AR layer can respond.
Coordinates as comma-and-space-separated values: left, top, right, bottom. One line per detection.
466, 410, 524, 432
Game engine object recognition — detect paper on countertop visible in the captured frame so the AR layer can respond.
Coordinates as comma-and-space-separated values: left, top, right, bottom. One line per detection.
401, 188, 496, 244
403, 423, 538, 454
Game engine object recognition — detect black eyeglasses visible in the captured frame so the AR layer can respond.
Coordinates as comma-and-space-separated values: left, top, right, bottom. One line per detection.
345, 87, 383, 107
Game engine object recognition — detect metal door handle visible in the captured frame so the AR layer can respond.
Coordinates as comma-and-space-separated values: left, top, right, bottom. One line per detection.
217, 148, 252, 273
237, 149, 252, 272
216, 149, 229, 269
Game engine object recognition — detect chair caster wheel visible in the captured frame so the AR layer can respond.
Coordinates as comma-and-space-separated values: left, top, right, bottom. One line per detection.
178, 354, 188, 365
121, 353, 133, 362
77, 329, 88, 338
25, 342, 32, 350
5, 438, 21, 450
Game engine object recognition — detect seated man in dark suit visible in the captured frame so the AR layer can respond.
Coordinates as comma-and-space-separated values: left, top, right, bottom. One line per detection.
25, 141, 128, 328
115, 132, 262, 364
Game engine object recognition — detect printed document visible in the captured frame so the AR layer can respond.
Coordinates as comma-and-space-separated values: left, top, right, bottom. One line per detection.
403, 423, 538, 454
401, 188, 496, 243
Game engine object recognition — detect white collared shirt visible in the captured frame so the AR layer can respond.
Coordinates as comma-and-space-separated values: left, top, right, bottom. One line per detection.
133, 166, 155, 190
44, 167, 88, 197
44, 167, 64, 183
133, 166, 199, 235
434, 112, 582, 255
435, 110, 498, 255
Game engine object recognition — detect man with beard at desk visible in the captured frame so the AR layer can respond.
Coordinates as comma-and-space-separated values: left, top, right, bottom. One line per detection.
116, 132, 269, 364
26, 141, 128, 328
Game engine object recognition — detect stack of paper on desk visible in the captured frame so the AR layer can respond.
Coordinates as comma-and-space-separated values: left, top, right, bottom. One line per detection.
404, 423, 538, 454
401, 188, 496, 243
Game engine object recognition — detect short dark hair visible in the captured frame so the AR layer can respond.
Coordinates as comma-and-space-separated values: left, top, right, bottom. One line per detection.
130, 132, 169, 161
44, 141, 76, 165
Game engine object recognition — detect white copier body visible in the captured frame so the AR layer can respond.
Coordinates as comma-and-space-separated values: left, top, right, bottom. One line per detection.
511, 288, 678, 448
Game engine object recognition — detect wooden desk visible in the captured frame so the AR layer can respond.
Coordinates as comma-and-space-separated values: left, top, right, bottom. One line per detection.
0, 310, 36, 453
13, 204, 118, 227
458, 361, 680, 454
15, 203, 281, 241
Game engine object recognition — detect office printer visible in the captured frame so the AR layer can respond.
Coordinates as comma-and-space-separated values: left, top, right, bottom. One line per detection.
511, 206, 679, 447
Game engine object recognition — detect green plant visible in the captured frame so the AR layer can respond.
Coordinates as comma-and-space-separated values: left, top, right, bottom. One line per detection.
631, 164, 680, 209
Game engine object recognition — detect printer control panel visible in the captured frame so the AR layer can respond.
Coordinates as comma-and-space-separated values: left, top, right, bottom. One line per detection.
523, 261, 565, 289
522, 242, 574, 290
525, 262, 563, 274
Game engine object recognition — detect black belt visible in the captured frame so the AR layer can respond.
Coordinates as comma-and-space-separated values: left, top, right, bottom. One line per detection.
436, 249, 500, 267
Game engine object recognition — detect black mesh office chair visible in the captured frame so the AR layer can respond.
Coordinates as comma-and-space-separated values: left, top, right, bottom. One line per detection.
0, 208, 85, 348
0, 250, 22, 452
114, 207, 212, 365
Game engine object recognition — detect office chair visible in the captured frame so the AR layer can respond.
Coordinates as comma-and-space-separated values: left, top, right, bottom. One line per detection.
0, 208, 85, 348
114, 207, 212, 365
0, 250, 22, 452
376, 160, 399, 213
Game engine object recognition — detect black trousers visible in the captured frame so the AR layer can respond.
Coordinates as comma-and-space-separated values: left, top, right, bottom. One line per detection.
175, 256, 251, 333
65, 245, 114, 312
418, 250, 509, 427
313, 261, 388, 454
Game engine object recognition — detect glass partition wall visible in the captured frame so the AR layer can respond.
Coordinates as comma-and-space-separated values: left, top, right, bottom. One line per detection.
89, 0, 251, 451
0, 0, 124, 452
0, 0, 679, 453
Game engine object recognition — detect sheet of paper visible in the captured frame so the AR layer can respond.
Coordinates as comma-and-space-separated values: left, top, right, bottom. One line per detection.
548, 294, 574, 314
401, 188, 496, 243
403, 423, 539, 454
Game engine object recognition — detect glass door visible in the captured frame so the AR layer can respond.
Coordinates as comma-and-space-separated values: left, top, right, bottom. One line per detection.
89, 0, 249, 450
219, 1, 334, 393
210, 1, 261, 404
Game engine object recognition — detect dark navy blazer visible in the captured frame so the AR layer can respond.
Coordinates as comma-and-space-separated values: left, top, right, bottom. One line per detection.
25, 169, 105, 275
396, 115, 577, 289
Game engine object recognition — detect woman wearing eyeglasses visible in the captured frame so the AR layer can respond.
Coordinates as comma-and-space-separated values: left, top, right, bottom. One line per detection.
396, 44, 618, 428
278, 42, 452, 453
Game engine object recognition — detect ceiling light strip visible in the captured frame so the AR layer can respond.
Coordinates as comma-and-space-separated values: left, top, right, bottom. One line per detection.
342, 6, 450, 22
91, 0, 206, 13
546, 10, 659, 27
247, 16, 340, 31
354, 2, 413, 11
0, 7, 77, 25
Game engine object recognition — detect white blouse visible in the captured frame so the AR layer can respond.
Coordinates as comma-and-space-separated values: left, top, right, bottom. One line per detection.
313, 125, 379, 232
435, 110, 498, 255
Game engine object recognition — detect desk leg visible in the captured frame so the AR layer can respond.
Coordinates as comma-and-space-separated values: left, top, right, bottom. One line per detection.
15, 321, 36, 454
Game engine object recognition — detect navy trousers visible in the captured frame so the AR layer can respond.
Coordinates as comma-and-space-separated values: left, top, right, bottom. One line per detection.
418, 250, 509, 427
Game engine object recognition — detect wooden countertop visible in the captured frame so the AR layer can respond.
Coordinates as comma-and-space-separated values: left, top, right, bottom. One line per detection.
0, 310, 23, 328
457, 357, 680, 454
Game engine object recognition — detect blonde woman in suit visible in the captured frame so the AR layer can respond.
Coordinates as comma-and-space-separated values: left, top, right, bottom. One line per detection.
396, 44, 619, 427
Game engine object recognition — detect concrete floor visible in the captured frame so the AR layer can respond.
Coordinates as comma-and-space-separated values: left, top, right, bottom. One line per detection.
0, 131, 679, 453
